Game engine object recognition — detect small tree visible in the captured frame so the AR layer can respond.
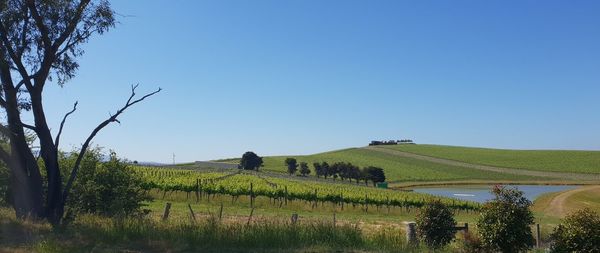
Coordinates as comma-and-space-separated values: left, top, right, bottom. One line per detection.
313, 162, 322, 178
299, 162, 310, 176
364, 166, 386, 186
416, 200, 457, 249
61, 149, 149, 217
477, 185, 535, 253
550, 208, 600, 253
284, 158, 298, 175
239, 152, 263, 171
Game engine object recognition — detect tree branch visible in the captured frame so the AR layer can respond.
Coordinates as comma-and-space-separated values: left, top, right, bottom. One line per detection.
53, 0, 91, 50
21, 122, 36, 132
55, 101, 77, 148
0, 22, 34, 90
25, 0, 52, 50
62, 85, 161, 202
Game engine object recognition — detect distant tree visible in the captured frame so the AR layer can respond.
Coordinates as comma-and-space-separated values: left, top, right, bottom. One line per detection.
348, 165, 361, 184
313, 163, 323, 178
239, 152, 263, 171
477, 185, 535, 253
550, 208, 600, 253
365, 166, 386, 186
416, 200, 457, 249
360, 167, 370, 186
284, 158, 298, 175
321, 162, 330, 179
328, 162, 340, 180
299, 162, 310, 176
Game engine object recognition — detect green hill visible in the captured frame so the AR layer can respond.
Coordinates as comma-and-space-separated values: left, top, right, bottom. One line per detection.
258, 148, 545, 183
382, 144, 600, 174
215, 145, 600, 184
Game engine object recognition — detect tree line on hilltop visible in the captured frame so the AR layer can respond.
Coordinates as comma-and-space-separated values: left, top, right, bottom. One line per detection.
236, 152, 386, 187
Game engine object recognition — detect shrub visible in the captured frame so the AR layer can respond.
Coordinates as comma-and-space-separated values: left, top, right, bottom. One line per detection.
456, 231, 485, 253
477, 185, 535, 253
415, 200, 457, 249
61, 149, 150, 217
550, 208, 600, 253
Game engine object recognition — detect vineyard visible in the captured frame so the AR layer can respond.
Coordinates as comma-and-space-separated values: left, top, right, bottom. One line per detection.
131, 166, 480, 211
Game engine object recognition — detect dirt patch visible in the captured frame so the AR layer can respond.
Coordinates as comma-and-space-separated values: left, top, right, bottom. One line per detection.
543, 185, 600, 217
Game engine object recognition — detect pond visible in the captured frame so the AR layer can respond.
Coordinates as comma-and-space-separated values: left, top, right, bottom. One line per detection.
411, 184, 579, 203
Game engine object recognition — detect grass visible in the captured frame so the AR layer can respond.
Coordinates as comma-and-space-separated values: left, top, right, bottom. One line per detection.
0, 206, 437, 253
256, 148, 548, 183
383, 144, 600, 174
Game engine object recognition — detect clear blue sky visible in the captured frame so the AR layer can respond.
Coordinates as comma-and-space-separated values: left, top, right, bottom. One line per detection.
38, 0, 600, 163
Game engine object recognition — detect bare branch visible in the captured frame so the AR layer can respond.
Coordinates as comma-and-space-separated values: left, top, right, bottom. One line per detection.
62, 86, 161, 202
55, 101, 78, 148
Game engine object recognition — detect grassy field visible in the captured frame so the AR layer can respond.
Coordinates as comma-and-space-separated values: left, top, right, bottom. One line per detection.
249, 148, 551, 183
383, 144, 600, 174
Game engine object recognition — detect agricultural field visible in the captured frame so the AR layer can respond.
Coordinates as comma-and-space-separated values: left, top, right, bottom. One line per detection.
132, 166, 480, 211
382, 144, 600, 174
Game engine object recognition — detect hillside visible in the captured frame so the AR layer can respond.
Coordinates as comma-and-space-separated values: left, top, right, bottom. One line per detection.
215, 145, 600, 184
381, 144, 600, 174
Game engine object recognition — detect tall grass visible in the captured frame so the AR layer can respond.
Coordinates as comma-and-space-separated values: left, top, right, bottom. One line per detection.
1, 207, 424, 252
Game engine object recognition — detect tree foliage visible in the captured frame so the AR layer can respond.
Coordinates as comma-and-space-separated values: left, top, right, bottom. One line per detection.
415, 200, 457, 249
477, 185, 535, 253
59, 148, 150, 217
284, 158, 298, 175
299, 162, 310, 176
550, 208, 600, 253
239, 151, 263, 171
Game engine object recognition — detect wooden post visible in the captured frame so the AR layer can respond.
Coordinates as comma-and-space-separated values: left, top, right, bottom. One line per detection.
187, 203, 197, 223
195, 179, 200, 203
405, 222, 417, 245
284, 186, 288, 205
162, 202, 172, 221
536, 224, 541, 248
250, 183, 254, 208
333, 212, 336, 227
219, 202, 224, 221
291, 213, 298, 224
247, 207, 255, 226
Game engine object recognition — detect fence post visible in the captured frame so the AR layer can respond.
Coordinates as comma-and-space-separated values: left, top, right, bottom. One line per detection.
219, 202, 224, 221
405, 222, 418, 245
162, 202, 172, 221
247, 207, 255, 226
250, 183, 254, 208
536, 224, 541, 248
187, 203, 197, 223
195, 179, 200, 203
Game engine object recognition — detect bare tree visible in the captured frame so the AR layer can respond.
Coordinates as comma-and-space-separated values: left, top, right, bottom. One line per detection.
0, 0, 160, 225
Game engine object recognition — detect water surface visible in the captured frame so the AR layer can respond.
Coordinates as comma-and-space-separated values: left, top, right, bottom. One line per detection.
411, 185, 578, 203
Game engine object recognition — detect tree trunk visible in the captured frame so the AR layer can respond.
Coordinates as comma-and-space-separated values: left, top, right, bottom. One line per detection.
9, 163, 44, 219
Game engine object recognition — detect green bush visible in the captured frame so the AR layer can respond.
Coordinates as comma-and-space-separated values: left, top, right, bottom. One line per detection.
477, 185, 535, 253
61, 149, 150, 217
415, 200, 457, 249
550, 208, 600, 253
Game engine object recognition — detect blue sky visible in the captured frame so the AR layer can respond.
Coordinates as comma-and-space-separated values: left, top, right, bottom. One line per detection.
38, 0, 600, 163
